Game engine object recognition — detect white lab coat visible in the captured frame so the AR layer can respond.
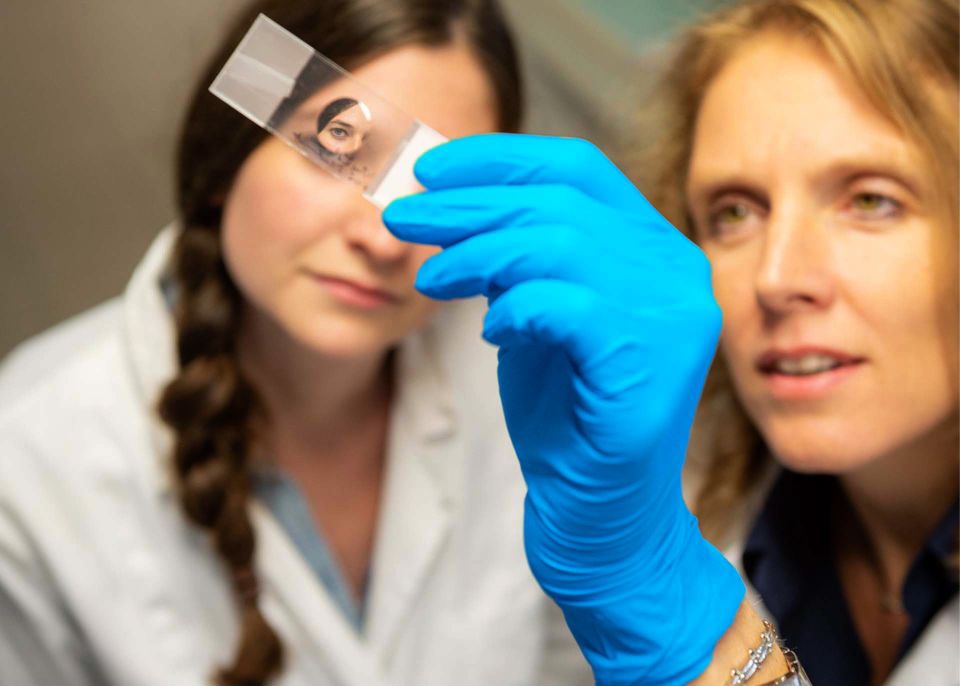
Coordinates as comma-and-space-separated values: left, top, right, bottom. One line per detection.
0, 226, 592, 686
711, 468, 959, 685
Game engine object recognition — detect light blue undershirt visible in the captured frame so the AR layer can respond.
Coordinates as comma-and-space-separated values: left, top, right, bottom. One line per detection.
252, 468, 366, 632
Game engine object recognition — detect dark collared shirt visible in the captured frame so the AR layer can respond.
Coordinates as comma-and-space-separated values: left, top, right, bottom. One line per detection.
742, 470, 958, 685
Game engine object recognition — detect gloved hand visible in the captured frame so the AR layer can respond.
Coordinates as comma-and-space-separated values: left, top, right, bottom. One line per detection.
383, 134, 744, 685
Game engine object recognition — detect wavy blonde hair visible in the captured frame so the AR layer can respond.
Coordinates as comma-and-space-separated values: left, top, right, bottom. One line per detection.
634, 0, 959, 545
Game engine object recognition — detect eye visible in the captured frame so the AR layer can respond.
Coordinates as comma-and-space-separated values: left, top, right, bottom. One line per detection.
705, 199, 762, 241
849, 192, 902, 219
716, 203, 750, 223
328, 126, 350, 139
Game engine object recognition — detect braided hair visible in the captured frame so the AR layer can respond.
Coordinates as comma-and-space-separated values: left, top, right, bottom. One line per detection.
157, 1, 522, 683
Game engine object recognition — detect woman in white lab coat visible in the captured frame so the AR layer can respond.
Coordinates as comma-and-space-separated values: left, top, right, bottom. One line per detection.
0, 1, 589, 685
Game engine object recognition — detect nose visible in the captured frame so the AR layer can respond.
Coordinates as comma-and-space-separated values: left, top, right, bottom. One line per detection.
754, 202, 836, 315
342, 196, 411, 263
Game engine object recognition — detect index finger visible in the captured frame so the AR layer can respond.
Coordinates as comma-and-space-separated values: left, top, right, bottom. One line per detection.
413, 134, 654, 214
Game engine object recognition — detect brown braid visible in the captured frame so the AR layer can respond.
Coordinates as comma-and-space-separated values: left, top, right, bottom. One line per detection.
161, 1, 523, 682
157, 225, 283, 686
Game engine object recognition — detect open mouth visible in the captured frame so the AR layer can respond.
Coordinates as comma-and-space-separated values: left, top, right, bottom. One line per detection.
757, 352, 865, 377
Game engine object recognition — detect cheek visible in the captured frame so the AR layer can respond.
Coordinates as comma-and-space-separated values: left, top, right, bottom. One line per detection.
224, 148, 329, 249
404, 245, 442, 315
220, 144, 348, 293
410, 244, 441, 270
385, 244, 442, 329
407, 296, 442, 331
865, 266, 958, 412
839, 225, 955, 360
709, 255, 757, 360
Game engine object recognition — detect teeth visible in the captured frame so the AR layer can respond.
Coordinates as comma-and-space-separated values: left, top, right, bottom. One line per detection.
774, 354, 842, 375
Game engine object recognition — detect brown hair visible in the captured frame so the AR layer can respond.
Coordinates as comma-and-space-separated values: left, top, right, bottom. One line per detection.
636, 0, 959, 545
157, 2, 522, 684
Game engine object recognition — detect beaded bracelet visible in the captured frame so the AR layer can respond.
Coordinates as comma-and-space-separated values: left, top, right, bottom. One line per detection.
729, 620, 777, 685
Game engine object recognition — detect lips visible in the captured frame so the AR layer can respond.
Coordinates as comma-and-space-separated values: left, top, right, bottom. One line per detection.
755, 347, 866, 400
307, 273, 401, 308
757, 347, 865, 375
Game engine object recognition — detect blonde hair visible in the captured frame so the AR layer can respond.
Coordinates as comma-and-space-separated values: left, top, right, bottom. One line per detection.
636, 0, 959, 544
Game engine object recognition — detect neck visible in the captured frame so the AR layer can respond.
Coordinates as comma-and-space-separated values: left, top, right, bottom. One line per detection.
237, 309, 393, 463
838, 414, 959, 590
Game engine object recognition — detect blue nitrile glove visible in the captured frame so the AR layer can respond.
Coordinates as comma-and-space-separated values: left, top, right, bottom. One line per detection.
383, 134, 745, 685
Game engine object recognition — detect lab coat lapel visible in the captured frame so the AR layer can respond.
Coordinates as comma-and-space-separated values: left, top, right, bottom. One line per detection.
719, 470, 960, 686
364, 327, 462, 657
886, 595, 959, 686
120, 224, 182, 496
253, 501, 388, 686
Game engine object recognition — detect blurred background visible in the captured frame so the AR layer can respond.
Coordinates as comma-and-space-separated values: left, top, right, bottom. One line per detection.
0, 0, 720, 357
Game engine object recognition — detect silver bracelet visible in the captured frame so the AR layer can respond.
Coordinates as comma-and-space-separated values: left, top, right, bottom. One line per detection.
729, 620, 777, 685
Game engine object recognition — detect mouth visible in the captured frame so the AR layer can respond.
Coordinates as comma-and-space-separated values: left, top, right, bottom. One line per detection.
307, 273, 401, 308
757, 350, 865, 376
755, 348, 866, 399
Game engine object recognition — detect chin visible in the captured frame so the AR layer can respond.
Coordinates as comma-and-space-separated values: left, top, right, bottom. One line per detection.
292, 324, 403, 359
768, 444, 876, 475
756, 415, 885, 476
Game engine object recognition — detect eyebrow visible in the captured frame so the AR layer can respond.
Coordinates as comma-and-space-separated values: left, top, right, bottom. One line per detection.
823, 161, 923, 198
685, 175, 765, 208
688, 157, 925, 206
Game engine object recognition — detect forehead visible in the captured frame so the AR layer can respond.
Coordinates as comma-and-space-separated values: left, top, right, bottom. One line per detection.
688, 31, 920, 186
352, 42, 499, 136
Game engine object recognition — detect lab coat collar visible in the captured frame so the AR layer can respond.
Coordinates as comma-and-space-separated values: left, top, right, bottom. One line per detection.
886, 595, 959, 686
120, 224, 180, 497
252, 499, 390, 685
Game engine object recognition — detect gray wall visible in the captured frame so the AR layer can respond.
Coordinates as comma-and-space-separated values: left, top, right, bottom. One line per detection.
1, 0, 248, 356
0, 0, 718, 357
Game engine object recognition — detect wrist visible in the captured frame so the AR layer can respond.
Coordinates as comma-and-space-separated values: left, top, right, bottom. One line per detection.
557, 524, 745, 686
688, 602, 790, 686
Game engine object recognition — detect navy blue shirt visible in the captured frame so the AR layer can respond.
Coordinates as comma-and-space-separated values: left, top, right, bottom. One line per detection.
742, 470, 958, 685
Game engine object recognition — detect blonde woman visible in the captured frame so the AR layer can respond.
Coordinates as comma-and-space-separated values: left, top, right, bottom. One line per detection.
657, 0, 958, 683
385, 0, 957, 683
